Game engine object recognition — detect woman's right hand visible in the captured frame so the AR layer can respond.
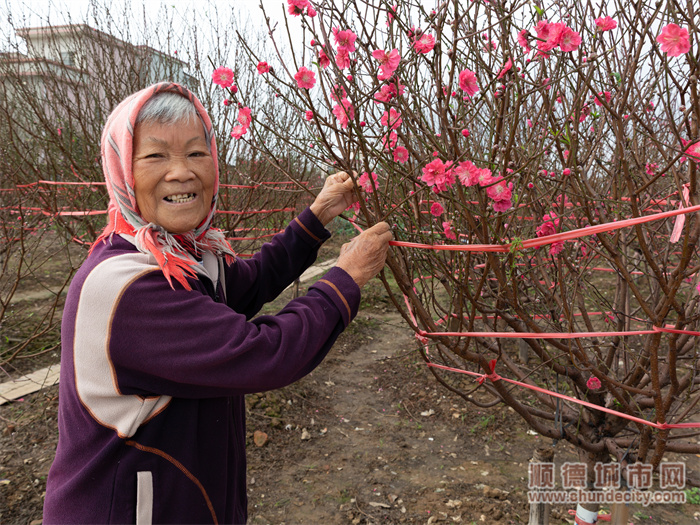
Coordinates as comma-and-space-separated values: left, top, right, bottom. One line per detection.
336, 222, 393, 288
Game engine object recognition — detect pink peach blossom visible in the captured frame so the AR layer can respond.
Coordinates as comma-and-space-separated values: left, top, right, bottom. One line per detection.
414, 33, 436, 54
443, 221, 456, 240
586, 376, 602, 390
497, 58, 513, 79
483, 38, 497, 52
430, 202, 444, 216
595, 16, 617, 31
318, 49, 330, 69
594, 91, 612, 106
686, 142, 700, 162
534, 20, 552, 40
335, 48, 351, 69
558, 27, 582, 52
257, 61, 270, 74
535, 21, 562, 54
486, 177, 512, 202
287, 0, 310, 16
459, 69, 479, 97
230, 125, 247, 140
421, 159, 455, 192
454, 161, 479, 187
332, 98, 355, 129
294, 66, 316, 89
492, 198, 512, 212
382, 131, 398, 150
333, 28, 357, 52
381, 108, 402, 129
474, 168, 494, 187
657, 24, 690, 57
358, 172, 378, 193
237, 107, 252, 127
372, 48, 401, 80
517, 29, 531, 52
387, 4, 396, 24
393, 146, 409, 163
212, 66, 234, 88
536, 212, 564, 255
375, 82, 405, 103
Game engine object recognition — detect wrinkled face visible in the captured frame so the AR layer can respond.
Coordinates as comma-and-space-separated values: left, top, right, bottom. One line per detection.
132, 118, 216, 234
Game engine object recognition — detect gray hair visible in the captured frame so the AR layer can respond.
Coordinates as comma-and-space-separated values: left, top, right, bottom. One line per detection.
136, 92, 199, 126
135, 92, 211, 153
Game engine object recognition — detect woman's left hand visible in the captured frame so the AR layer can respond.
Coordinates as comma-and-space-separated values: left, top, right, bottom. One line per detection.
310, 171, 359, 226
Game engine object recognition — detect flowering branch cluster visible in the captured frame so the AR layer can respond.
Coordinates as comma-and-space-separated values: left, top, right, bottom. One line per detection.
220, 0, 700, 474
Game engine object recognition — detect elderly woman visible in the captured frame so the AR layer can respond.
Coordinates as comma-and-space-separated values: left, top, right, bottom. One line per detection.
43, 82, 391, 524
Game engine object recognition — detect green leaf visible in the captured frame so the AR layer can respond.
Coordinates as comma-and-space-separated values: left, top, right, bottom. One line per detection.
509, 237, 524, 254
534, 5, 543, 16
612, 72, 622, 84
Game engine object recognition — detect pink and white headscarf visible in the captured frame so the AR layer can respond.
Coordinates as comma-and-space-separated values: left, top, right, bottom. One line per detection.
93, 82, 235, 290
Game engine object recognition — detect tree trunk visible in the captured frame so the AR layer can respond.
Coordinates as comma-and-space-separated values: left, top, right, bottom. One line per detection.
528, 446, 554, 525
518, 339, 530, 365
611, 502, 629, 525
574, 503, 599, 524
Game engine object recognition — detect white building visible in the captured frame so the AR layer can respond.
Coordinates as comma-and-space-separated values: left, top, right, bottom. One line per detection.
0, 23, 195, 129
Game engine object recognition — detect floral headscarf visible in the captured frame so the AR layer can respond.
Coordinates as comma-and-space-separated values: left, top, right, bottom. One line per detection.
93, 82, 235, 290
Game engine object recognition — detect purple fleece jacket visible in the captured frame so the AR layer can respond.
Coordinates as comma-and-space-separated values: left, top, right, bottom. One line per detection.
43, 208, 360, 524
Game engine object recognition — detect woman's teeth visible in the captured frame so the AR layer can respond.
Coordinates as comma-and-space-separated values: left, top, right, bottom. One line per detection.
165, 193, 195, 203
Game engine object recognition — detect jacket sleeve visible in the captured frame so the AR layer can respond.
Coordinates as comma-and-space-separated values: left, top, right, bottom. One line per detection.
106, 264, 359, 398
223, 207, 331, 319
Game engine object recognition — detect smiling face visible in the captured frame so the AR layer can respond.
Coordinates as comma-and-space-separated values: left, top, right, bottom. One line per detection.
132, 117, 216, 234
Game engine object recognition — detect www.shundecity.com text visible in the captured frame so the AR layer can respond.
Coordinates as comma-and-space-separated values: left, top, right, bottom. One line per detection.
528, 489, 685, 506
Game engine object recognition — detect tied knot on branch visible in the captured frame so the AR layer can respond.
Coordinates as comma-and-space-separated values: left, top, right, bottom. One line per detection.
415, 330, 429, 346
477, 359, 501, 384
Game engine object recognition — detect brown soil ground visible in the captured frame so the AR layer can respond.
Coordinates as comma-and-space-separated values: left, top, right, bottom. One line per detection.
1, 249, 699, 523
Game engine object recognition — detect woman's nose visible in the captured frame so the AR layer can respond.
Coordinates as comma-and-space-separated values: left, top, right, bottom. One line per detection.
164, 156, 195, 181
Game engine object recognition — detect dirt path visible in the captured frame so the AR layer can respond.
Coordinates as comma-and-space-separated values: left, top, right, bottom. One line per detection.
245, 310, 544, 524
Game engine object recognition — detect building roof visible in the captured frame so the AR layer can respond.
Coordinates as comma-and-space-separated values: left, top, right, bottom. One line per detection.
15, 23, 187, 67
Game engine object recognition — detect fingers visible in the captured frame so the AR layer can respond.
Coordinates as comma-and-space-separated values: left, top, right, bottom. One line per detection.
329, 171, 360, 190
335, 222, 393, 288
363, 221, 391, 236
324, 172, 356, 195
360, 222, 393, 246
328, 171, 353, 185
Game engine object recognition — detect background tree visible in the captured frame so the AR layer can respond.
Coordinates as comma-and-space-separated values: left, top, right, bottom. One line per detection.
0, 0, 315, 365
226, 0, 700, 503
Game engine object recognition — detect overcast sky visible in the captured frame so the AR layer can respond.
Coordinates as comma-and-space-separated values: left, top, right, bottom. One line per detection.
1, 0, 295, 48
2, 0, 279, 25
